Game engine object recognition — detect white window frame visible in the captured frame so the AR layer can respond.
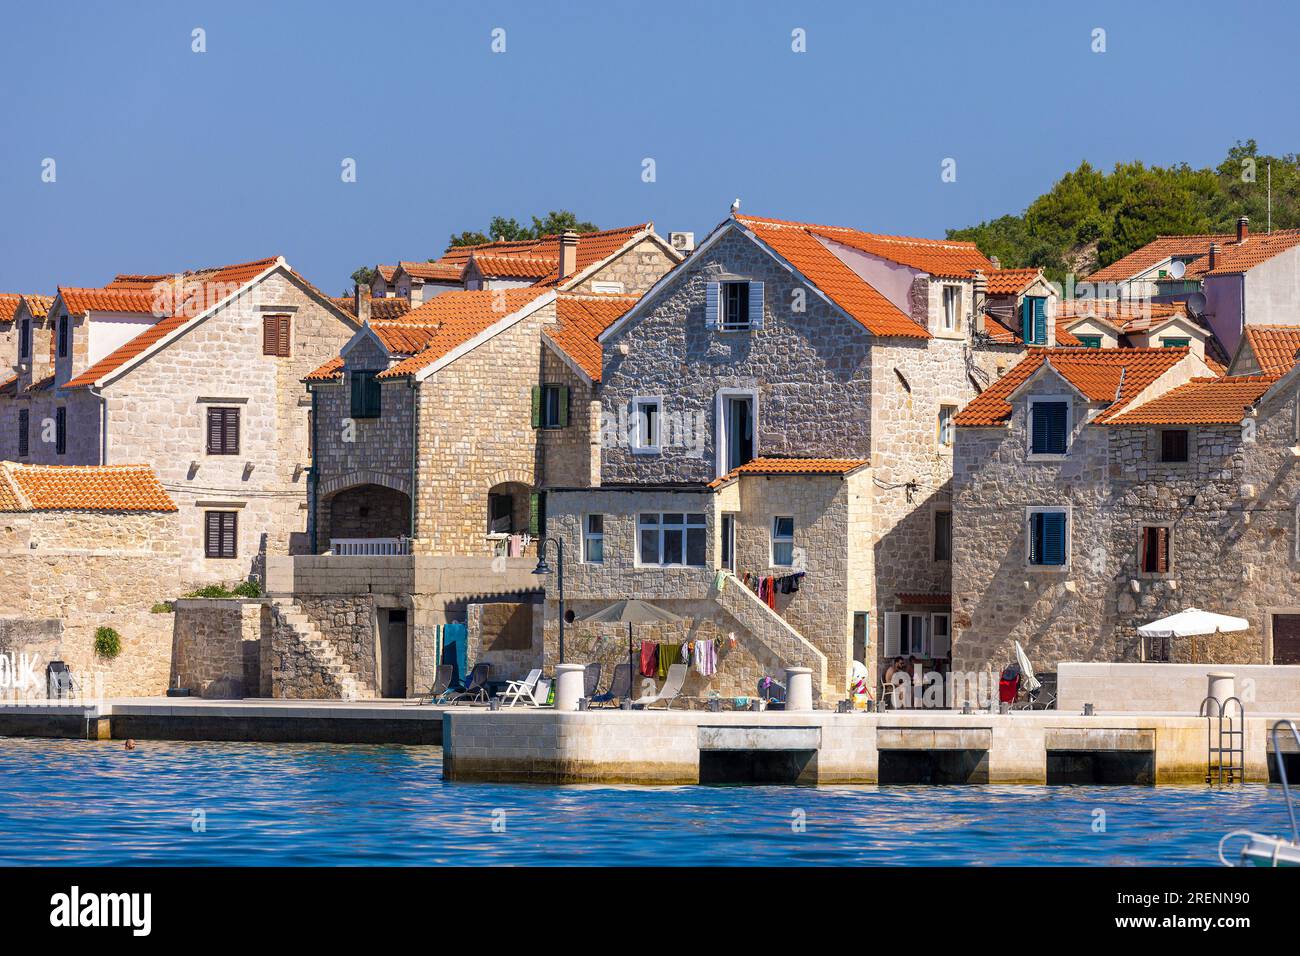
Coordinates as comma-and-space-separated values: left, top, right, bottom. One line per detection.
714, 387, 760, 478
1025, 505, 1071, 570
884, 612, 930, 658
591, 281, 625, 294
930, 612, 951, 659
1026, 394, 1073, 461
582, 513, 604, 564
635, 511, 708, 568
631, 395, 662, 455
770, 515, 794, 568
937, 403, 957, 448
941, 285, 961, 332
719, 280, 752, 331
720, 512, 737, 571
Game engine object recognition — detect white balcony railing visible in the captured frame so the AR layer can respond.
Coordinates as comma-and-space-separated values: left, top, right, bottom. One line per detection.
330, 537, 411, 556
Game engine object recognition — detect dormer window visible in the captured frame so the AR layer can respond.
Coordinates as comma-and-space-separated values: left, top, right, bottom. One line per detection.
1029, 398, 1069, 456
942, 286, 960, 331
1021, 296, 1047, 345
57, 316, 69, 358
18, 318, 30, 360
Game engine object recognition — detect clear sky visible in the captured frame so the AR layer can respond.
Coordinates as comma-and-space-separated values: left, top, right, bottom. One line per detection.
2, 0, 1297, 294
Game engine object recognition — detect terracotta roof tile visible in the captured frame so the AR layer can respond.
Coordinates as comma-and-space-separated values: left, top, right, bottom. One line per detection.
377, 265, 397, 283
398, 261, 464, 282
330, 296, 412, 322
984, 268, 1042, 296
59, 287, 163, 316
304, 318, 445, 382
543, 293, 639, 382
377, 287, 551, 379
953, 347, 1191, 427
1239, 326, 1300, 377
0, 294, 41, 324
1205, 229, 1300, 275
896, 592, 951, 606
1085, 234, 1233, 284
22, 294, 54, 320
0, 463, 176, 512
736, 217, 928, 338
469, 253, 559, 279
430, 223, 654, 289
707, 456, 869, 488
1103, 375, 1276, 426
304, 356, 345, 382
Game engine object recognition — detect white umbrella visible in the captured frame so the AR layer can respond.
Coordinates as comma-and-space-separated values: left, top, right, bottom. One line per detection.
1013, 640, 1041, 693
1138, 608, 1248, 662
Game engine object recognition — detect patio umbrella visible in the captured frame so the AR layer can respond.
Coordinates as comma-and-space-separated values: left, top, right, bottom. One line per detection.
1137, 608, 1249, 663
575, 600, 685, 701
1013, 640, 1041, 693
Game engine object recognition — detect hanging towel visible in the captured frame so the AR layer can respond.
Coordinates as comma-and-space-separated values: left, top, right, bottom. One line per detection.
658, 643, 680, 679
714, 571, 727, 593
640, 640, 658, 678
695, 639, 717, 677
766, 576, 777, 609
680, 643, 691, 665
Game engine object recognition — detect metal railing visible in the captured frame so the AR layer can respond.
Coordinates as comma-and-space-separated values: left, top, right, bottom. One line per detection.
330, 537, 411, 556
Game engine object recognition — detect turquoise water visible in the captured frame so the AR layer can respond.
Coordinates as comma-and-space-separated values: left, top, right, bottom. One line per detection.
0, 738, 1289, 865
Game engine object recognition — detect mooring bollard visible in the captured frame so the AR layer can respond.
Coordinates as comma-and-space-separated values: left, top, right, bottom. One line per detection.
708, 698, 722, 713
836, 699, 850, 714
554, 663, 586, 712
999, 702, 1011, 714
577, 697, 590, 712
784, 667, 813, 712
962, 701, 973, 715
489, 697, 501, 712
1083, 702, 1095, 716
620, 698, 632, 711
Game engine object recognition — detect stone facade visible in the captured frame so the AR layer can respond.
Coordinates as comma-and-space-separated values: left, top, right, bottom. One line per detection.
170, 598, 263, 697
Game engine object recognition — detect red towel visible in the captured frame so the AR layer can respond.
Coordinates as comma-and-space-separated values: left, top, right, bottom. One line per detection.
640, 640, 658, 678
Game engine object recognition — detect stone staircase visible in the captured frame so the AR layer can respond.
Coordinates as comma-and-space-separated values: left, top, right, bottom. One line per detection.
711, 571, 829, 700
270, 597, 367, 700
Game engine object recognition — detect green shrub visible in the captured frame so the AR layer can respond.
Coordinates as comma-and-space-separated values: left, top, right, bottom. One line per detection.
150, 601, 174, 614
94, 626, 122, 659
185, 584, 234, 599
232, 580, 262, 598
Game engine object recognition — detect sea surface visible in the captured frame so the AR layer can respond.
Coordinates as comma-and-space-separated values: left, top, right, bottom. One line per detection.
0, 738, 1288, 866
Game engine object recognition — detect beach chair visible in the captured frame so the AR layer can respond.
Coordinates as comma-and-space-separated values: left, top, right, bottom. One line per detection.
631, 663, 687, 710
418, 664, 454, 705
1021, 673, 1058, 711
446, 663, 492, 704
582, 662, 603, 699
590, 662, 631, 707
500, 669, 548, 707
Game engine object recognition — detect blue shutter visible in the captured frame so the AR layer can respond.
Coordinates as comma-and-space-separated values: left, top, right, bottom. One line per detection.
1033, 297, 1047, 344
705, 282, 720, 329
748, 281, 764, 329
1032, 402, 1068, 454
1042, 512, 1066, 565
1020, 299, 1031, 343
1029, 513, 1043, 564
1046, 402, 1067, 452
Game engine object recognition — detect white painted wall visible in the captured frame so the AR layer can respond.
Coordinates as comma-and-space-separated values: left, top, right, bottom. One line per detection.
87, 311, 159, 366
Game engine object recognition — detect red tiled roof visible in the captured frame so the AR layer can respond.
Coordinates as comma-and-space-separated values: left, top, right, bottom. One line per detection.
330, 296, 412, 322
1085, 234, 1233, 284
469, 254, 559, 279
304, 356, 345, 382
377, 287, 551, 379
981, 312, 1020, 344
59, 287, 163, 316
0, 294, 40, 324
430, 223, 654, 288
736, 216, 928, 338
0, 463, 176, 512
1102, 375, 1276, 426
304, 318, 445, 382
398, 260, 464, 282
543, 293, 639, 382
707, 456, 869, 488
1239, 326, 1300, 377
22, 294, 54, 320
377, 265, 397, 283
953, 347, 1191, 427
984, 268, 1042, 296
1205, 229, 1300, 276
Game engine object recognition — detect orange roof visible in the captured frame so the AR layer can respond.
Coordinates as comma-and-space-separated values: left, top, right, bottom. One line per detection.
377, 287, 551, 379
431, 223, 654, 288
1239, 325, 1300, 377
0, 463, 176, 512
1205, 229, 1300, 275
736, 216, 927, 338
0, 294, 44, 324
953, 347, 1190, 427
377, 264, 397, 283
304, 357, 345, 383
984, 268, 1042, 296
398, 260, 464, 282
1085, 234, 1233, 284
469, 254, 559, 279
59, 287, 163, 316
1103, 375, 1276, 426
21, 294, 54, 320
65, 256, 283, 389
304, 318, 445, 382
544, 293, 639, 382
707, 456, 869, 488
330, 296, 412, 322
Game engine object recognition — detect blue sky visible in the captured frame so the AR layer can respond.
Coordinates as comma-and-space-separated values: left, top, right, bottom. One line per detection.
2, 0, 1296, 293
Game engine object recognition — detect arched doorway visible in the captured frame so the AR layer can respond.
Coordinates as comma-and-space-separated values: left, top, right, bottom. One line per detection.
322, 483, 411, 552
486, 481, 532, 536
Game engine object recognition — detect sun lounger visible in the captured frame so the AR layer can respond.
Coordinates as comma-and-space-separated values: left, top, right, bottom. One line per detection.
446, 663, 492, 704
631, 663, 687, 710
582, 662, 603, 699
500, 668, 550, 707
418, 664, 454, 705
590, 662, 631, 706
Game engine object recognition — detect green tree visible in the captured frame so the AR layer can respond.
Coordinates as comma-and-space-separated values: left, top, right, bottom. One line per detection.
448, 210, 599, 247
350, 265, 377, 289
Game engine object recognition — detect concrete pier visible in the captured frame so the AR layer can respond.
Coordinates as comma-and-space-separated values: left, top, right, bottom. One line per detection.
441, 708, 1300, 785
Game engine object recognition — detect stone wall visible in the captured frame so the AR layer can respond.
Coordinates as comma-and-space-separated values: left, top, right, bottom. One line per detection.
171, 598, 263, 697
537, 344, 600, 489
466, 600, 541, 682
566, 236, 679, 296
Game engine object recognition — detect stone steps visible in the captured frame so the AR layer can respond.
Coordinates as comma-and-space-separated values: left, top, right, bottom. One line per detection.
271, 598, 366, 700
712, 571, 830, 701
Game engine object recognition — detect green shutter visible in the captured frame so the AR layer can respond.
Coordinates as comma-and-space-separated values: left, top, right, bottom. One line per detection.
557, 386, 569, 427
1020, 299, 1031, 343
366, 373, 382, 418
350, 372, 362, 418
531, 386, 542, 428
528, 493, 542, 536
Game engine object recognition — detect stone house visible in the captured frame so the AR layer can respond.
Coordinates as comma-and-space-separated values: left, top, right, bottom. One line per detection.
1228, 325, 1300, 377
1055, 299, 1228, 369
545, 212, 1056, 702
0, 462, 180, 698
0, 256, 360, 585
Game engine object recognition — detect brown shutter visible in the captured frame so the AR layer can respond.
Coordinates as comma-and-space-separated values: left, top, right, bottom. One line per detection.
205, 512, 220, 557
206, 409, 219, 454
278, 316, 291, 356
263, 316, 276, 356
1140, 527, 1152, 572
225, 408, 240, 455
222, 512, 237, 558
1157, 527, 1169, 573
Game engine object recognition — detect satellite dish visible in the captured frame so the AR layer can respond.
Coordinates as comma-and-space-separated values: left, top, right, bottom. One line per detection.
1186, 292, 1207, 319
1169, 259, 1187, 279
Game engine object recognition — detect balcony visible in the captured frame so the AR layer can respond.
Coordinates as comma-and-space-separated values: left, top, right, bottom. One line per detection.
330, 537, 411, 556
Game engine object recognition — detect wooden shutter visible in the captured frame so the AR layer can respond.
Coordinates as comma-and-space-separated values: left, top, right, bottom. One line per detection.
748, 281, 764, 329
1020, 299, 1031, 343
350, 372, 363, 419
528, 492, 545, 536
704, 282, 720, 329
222, 512, 237, 558
883, 612, 901, 657
1042, 512, 1066, 565
557, 386, 570, 428
17, 409, 28, 457
1033, 298, 1047, 344
263, 316, 278, 356
205, 512, 220, 557
531, 386, 542, 428
224, 408, 239, 455
365, 372, 381, 417
278, 316, 290, 356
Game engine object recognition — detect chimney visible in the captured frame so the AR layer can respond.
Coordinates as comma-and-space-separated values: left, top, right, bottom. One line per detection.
559, 231, 579, 281
409, 278, 425, 308
1237, 215, 1249, 244
989, 255, 1001, 270
354, 283, 371, 324
1209, 242, 1220, 271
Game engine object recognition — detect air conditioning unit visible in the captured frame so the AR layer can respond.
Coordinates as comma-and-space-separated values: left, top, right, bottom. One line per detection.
670, 231, 696, 254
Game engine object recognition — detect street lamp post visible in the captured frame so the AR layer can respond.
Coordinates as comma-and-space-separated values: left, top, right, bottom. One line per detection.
532, 535, 564, 665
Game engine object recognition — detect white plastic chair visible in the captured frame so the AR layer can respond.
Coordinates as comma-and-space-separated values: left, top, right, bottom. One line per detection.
500, 669, 547, 707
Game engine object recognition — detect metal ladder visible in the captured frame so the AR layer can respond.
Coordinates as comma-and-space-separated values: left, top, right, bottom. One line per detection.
1202, 695, 1246, 784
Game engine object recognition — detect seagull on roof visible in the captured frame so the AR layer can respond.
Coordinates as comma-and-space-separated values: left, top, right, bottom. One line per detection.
730, 198, 741, 214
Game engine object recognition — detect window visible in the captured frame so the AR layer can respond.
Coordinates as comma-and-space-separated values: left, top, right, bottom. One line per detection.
591, 281, 625, 294
1029, 400, 1069, 455
942, 286, 960, 331
1160, 337, 1190, 349
706, 280, 764, 332
638, 512, 706, 567
1028, 510, 1068, 567
721, 513, 736, 571
262, 314, 291, 357
930, 613, 951, 659
206, 407, 240, 455
632, 397, 661, 453
54, 406, 66, 456
1076, 334, 1102, 348
532, 384, 569, 429
771, 516, 794, 567
934, 510, 952, 562
884, 613, 929, 658
937, 404, 956, 446
18, 319, 30, 360
1021, 296, 1047, 345
1160, 429, 1189, 463
1140, 526, 1170, 574
350, 370, 381, 419
17, 409, 28, 458
204, 511, 238, 559
487, 493, 513, 535
57, 316, 69, 359
583, 514, 604, 564
306, 409, 313, 460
